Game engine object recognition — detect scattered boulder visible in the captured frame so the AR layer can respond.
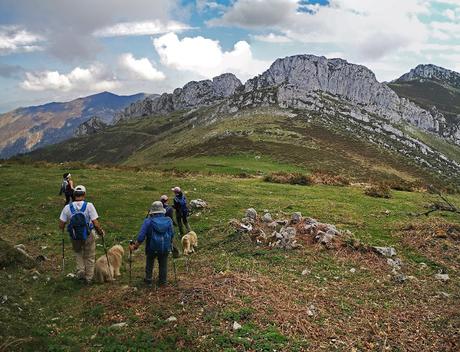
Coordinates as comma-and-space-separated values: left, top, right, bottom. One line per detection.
190, 199, 208, 210
349, 268, 356, 273
262, 213, 273, 223
291, 212, 302, 224
0, 239, 35, 269
233, 321, 242, 331
166, 316, 177, 322
245, 208, 257, 221
110, 322, 128, 329
301, 269, 311, 276
372, 246, 397, 258
392, 272, 408, 284
434, 273, 449, 282
307, 304, 316, 317
387, 258, 403, 270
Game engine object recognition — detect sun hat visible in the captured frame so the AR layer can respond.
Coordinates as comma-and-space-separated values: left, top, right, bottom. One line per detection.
160, 195, 168, 202
74, 185, 86, 195
149, 201, 166, 215
171, 186, 181, 193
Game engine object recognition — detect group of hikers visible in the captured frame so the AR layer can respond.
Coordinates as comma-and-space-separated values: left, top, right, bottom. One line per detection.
58, 173, 191, 286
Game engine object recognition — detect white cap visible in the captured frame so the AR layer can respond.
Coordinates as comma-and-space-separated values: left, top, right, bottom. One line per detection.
171, 186, 181, 193
160, 195, 168, 202
74, 185, 86, 194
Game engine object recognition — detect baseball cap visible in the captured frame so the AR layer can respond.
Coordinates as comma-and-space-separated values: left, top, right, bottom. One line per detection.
74, 185, 86, 194
160, 195, 168, 202
171, 186, 181, 193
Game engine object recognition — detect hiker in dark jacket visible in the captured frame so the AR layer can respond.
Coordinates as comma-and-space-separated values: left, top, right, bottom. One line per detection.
172, 186, 191, 236
130, 201, 174, 287
160, 195, 174, 222
59, 173, 74, 205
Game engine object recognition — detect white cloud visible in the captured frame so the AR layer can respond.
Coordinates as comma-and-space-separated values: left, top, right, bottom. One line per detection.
21, 64, 119, 92
251, 33, 292, 43
94, 20, 190, 37
210, 0, 431, 60
153, 32, 270, 80
119, 53, 165, 80
0, 26, 43, 55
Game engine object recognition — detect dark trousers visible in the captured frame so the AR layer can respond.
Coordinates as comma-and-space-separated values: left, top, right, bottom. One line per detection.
145, 252, 168, 285
176, 214, 191, 236
65, 192, 74, 205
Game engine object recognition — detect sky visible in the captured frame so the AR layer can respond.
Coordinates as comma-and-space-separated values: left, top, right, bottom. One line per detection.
0, 0, 459, 112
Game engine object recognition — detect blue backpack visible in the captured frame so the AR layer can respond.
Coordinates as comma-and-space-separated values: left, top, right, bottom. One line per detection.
175, 195, 189, 216
67, 202, 91, 241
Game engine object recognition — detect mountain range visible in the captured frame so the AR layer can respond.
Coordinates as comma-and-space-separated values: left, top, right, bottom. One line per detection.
5, 55, 460, 188
0, 91, 147, 158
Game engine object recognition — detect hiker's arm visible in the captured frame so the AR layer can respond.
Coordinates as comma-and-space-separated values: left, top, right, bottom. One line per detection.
92, 219, 105, 237
131, 220, 148, 250
59, 220, 66, 231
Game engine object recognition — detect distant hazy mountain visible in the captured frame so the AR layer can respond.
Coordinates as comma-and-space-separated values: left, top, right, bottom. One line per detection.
0, 91, 146, 158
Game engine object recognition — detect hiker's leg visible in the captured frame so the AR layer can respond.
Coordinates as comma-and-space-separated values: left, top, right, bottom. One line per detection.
183, 216, 191, 232
65, 194, 71, 205
176, 214, 184, 236
158, 252, 168, 286
72, 240, 85, 278
145, 252, 154, 284
83, 232, 96, 282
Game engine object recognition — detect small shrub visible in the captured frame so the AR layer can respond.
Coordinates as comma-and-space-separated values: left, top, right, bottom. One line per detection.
263, 172, 311, 186
309, 170, 350, 186
364, 184, 392, 198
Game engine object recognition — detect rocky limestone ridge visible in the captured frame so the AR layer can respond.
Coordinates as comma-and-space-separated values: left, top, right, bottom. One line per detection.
115, 73, 242, 123
222, 55, 458, 144
397, 64, 460, 89
74, 116, 107, 137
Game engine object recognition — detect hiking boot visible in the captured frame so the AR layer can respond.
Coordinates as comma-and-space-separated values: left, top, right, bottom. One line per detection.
143, 278, 153, 288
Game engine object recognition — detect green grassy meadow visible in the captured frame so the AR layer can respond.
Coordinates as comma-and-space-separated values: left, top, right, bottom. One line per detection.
0, 161, 459, 351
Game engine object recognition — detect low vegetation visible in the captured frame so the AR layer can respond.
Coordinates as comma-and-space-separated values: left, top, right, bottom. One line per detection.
1, 161, 459, 351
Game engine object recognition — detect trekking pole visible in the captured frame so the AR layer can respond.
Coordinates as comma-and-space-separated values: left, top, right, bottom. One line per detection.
101, 234, 112, 280
129, 240, 134, 285
171, 252, 178, 285
61, 229, 65, 275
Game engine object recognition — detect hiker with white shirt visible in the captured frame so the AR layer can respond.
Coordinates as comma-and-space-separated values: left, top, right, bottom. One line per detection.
58, 185, 105, 284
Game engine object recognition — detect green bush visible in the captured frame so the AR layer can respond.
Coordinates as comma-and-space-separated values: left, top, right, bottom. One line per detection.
364, 184, 392, 198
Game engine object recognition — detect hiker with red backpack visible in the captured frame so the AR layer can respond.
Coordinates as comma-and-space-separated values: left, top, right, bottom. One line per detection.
59, 173, 74, 205
58, 185, 105, 284
172, 186, 191, 236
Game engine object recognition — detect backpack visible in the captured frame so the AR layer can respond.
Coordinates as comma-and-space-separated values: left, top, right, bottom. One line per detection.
59, 179, 68, 195
146, 216, 173, 254
175, 195, 189, 217
67, 202, 91, 241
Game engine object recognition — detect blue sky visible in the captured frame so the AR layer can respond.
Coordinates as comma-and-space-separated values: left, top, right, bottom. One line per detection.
0, 0, 459, 112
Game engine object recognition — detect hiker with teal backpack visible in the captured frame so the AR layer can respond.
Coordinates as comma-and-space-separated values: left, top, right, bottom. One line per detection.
172, 186, 191, 236
58, 185, 105, 284
130, 201, 174, 287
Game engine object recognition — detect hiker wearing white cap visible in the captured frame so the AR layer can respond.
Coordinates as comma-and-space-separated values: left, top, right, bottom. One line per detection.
172, 186, 191, 236
58, 185, 105, 284
130, 201, 174, 287
160, 195, 174, 222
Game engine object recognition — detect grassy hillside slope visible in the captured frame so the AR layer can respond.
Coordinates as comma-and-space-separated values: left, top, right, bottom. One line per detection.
1, 162, 459, 351
26, 108, 460, 190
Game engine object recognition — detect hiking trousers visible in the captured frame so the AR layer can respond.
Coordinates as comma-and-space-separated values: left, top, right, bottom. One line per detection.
71, 231, 96, 281
145, 252, 168, 285
176, 214, 191, 236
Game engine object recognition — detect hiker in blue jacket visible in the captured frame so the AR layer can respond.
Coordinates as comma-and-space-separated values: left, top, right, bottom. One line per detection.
172, 186, 191, 236
130, 201, 174, 287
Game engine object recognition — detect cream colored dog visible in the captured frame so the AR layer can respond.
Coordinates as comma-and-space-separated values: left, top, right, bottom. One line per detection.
181, 231, 198, 255
94, 244, 124, 283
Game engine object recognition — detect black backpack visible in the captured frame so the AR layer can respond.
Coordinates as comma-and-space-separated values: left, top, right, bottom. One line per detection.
67, 202, 90, 241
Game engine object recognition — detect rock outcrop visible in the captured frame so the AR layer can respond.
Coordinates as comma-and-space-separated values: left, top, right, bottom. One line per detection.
397, 64, 460, 89
230, 55, 442, 134
75, 116, 107, 137
115, 73, 242, 122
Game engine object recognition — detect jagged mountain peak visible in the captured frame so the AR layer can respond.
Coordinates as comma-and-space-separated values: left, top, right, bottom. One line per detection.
397, 64, 460, 88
